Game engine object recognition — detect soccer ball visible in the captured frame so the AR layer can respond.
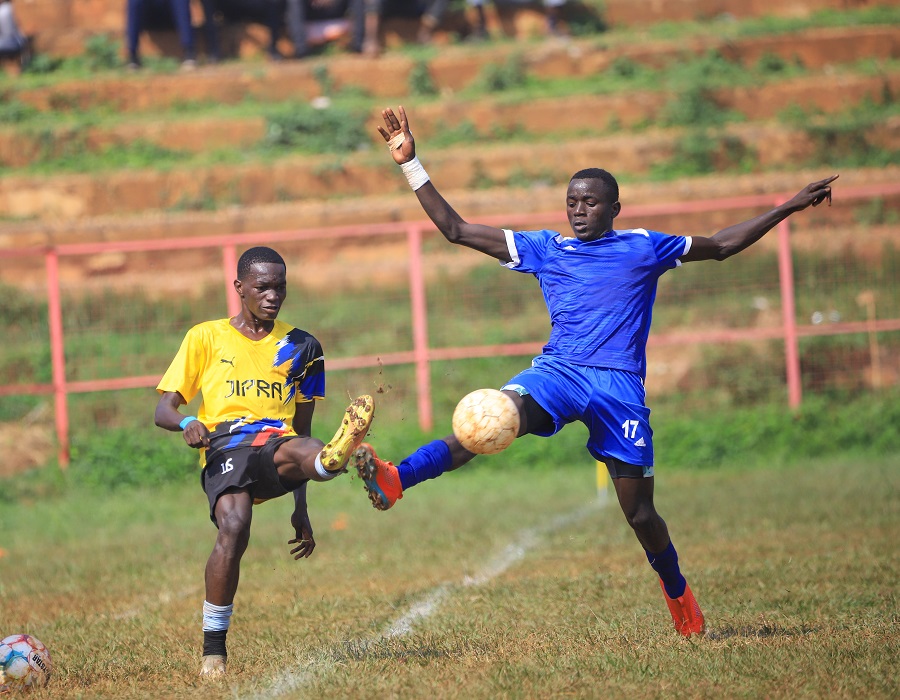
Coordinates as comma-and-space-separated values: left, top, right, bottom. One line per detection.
0, 634, 52, 692
451, 388, 520, 455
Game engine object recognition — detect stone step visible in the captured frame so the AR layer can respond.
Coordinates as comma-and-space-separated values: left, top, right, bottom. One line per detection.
2, 66, 897, 218
2, 114, 896, 228
7, 23, 899, 114
4, 65, 898, 168
4, 165, 896, 297
15, 0, 897, 59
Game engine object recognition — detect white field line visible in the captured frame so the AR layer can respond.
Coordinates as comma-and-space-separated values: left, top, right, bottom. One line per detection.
256, 497, 605, 698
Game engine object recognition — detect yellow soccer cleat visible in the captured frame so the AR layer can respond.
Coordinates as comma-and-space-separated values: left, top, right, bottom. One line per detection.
319, 395, 375, 473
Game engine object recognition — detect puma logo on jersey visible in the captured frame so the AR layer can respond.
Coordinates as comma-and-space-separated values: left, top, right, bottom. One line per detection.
220, 357, 235, 367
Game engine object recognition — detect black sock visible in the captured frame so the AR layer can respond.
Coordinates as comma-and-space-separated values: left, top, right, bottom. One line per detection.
203, 630, 228, 658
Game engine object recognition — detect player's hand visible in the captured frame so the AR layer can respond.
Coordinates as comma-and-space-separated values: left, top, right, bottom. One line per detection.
377, 105, 416, 165
182, 420, 210, 449
786, 174, 839, 211
289, 513, 316, 560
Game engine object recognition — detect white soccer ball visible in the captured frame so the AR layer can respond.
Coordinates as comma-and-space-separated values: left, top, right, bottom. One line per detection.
452, 388, 520, 455
0, 634, 52, 692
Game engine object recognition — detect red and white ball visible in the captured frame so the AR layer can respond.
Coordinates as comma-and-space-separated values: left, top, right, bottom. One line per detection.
452, 388, 520, 455
0, 634, 52, 692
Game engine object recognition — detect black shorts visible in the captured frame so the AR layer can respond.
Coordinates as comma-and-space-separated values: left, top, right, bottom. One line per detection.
200, 430, 302, 526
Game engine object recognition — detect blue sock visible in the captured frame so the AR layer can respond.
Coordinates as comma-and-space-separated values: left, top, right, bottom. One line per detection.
646, 541, 687, 599
397, 440, 453, 491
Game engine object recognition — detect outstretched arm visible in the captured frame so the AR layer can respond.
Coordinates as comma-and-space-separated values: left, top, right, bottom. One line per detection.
682, 175, 838, 263
378, 105, 512, 262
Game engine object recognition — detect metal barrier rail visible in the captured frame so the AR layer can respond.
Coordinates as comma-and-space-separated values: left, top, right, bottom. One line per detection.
2, 182, 899, 466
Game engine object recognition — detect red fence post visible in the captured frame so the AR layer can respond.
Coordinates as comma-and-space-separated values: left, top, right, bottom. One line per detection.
407, 224, 433, 432
776, 209, 802, 410
46, 249, 70, 467
223, 245, 239, 317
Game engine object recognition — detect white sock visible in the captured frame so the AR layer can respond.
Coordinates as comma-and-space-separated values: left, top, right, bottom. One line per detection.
314, 453, 341, 480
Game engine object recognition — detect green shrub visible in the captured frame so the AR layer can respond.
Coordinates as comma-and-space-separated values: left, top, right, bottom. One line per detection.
83, 34, 122, 71
68, 427, 197, 490
0, 98, 37, 124
408, 60, 438, 96
477, 53, 527, 92
263, 103, 369, 153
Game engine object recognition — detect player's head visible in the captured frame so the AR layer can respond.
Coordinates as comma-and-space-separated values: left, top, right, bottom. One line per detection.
237, 246, 286, 280
235, 246, 287, 322
566, 168, 621, 241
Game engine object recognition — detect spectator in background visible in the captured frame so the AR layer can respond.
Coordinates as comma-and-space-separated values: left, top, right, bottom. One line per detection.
216, 0, 285, 61
196, 0, 223, 63
284, 0, 378, 58
126, 0, 198, 69
468, 0, 567, 41
0, 0, 30, 67
378, 0, 450, 46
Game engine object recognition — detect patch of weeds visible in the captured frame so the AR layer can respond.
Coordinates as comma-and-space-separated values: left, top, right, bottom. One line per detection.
786, 98, 900, 168
650, 128, 757, 180
476, 52, 527, 92
83, 34, 122, 71
263, 102, 369, 154
169, 185, 219, 212
564, 0, 608, 37
469, 160, 496, 189
666, 50, 750, 91
660, 86, 733, 128
0, 98, 37, 124
428, 119, 482, 149
21, 53, 64, 75
609, 56, 642, 79
408, 59, 438, 96
312, 63, 335, 95
756, 51, 789, 75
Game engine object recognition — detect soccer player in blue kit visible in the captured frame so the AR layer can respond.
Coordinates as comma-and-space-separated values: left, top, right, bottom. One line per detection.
356, 105, 837, 637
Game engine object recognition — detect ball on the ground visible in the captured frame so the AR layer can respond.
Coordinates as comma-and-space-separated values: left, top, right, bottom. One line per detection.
0, 634, 52, 692
452, 388, 520, 455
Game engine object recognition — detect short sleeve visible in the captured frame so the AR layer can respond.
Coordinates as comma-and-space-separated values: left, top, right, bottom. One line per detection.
156, 325, 204, 403
502, 229, 558, 274
648, 230, 690, 269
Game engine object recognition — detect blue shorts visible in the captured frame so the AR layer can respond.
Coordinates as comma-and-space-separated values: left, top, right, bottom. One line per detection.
502, 354, 654, 469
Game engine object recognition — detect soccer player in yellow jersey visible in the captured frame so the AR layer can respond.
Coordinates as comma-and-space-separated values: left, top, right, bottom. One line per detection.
154, 246, 374, 678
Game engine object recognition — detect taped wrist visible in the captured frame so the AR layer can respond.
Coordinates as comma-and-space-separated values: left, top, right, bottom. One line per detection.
400, 156, 430, 191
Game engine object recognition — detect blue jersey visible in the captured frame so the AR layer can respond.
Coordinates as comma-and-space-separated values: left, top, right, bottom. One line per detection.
503, 227, 690, 378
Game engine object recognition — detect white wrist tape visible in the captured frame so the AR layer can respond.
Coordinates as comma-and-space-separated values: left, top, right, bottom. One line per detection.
400, 156, 430, 191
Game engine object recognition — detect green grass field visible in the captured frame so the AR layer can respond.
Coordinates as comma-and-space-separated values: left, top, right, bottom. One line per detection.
1, 454, 897, 699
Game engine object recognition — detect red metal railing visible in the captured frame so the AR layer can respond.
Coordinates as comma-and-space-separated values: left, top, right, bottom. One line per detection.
2, 183, 899, 467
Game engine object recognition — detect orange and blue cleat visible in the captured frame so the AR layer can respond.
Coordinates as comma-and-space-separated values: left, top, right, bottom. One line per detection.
660, 580, 706, 638
353, 443, 403, 510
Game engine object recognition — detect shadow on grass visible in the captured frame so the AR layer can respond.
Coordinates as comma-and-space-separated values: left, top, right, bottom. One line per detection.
705, 624, 816, 641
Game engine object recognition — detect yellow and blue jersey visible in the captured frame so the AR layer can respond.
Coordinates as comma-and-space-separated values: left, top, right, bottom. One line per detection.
157, 318, 325, 453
